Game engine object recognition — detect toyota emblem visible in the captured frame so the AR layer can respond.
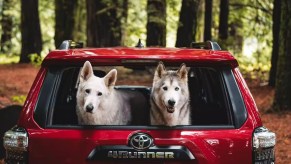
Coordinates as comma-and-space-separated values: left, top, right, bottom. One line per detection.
129, 133, 153, 150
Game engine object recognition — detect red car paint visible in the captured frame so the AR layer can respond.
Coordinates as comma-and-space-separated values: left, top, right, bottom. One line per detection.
15, 47, 266, 164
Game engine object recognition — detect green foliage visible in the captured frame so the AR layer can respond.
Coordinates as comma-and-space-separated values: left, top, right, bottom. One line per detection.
237, 54, 270, 82
11, 95, 26, 104
38, 0, 55, 56
166, 0, 181, 47
29, 53, 43, 66
125, 0, 181, 47
0, 0, 54, 62
0, 53, 19, 64
0, 0, 275, 84
125, 0, 147, 47
0, 0, 21, 55
216, 0, 273, 82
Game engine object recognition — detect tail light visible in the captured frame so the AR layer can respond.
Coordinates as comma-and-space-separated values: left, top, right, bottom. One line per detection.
253, 127, 276, 164
3, 126, 28, 163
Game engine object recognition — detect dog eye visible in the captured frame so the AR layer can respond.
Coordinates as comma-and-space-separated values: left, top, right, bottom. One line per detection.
175, 87, 180, 91
162, 86, 168, 91
97, 92, 102, 96
85, 89, 91, 94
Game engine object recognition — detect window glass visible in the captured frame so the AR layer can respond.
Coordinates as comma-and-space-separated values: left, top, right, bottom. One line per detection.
51, 66, 231, 126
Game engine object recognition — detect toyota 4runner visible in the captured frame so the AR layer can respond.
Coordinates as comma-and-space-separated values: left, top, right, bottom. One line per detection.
3, 41, 276, 164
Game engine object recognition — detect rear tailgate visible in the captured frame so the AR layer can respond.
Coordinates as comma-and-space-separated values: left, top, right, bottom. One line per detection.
27, 128, 252, 164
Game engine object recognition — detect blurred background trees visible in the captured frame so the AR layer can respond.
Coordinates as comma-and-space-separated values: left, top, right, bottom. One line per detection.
203, 0, 212, 41
86, 0, 124, 47
176, 0, 200, 47
273, 0, 291, 111
54, 0, 78, 48
269, 0, 281, 87
0, 0, 290, 110
0, 0, 13, 53
20, 0, 42, 63
146, 0, 166, 46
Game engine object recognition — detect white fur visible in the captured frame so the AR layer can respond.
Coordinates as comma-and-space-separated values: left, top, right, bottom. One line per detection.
76, 61, 131, 125
150, 62, 191, 126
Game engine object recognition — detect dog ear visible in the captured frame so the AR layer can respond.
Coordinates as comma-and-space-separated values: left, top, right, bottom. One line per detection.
80, 61, 93, 82
154, 61, 166, 80
177, 63, 188, 81
104, 69, 117, 88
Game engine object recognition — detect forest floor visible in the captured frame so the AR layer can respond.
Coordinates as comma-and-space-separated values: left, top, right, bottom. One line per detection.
0, 64, 290, 163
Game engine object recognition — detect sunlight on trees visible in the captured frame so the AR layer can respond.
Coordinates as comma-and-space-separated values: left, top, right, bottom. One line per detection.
126, 0, 147, 47
39, 0, 55, 56
167, 0, 181, 47
0, 0, 278, 82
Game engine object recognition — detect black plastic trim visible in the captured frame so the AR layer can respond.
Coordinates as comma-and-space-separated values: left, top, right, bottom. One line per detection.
33, 68, 59, 128
9, 126, 27, 133
223, 69, 247, 128
87, 145, 195, 160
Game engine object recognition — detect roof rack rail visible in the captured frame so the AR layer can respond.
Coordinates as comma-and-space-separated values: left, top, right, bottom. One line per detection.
190, 41, 221, 50
58, 40, 84, 50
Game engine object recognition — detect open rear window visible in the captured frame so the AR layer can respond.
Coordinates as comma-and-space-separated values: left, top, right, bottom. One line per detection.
34, 63, 246, 129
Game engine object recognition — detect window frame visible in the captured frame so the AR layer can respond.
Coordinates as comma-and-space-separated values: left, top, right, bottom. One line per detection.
33, 65, 247, 129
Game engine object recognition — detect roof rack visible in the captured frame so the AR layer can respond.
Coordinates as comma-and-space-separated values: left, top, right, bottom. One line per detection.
58, 40, 84, 50
190, 41, 221, 50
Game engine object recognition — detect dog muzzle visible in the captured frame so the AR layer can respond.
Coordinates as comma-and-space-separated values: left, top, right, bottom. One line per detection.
165, 105, 175, 113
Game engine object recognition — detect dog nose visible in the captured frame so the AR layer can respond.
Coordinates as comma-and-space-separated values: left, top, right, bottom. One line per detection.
168, 99, 176, 106
86, 104, 94, 112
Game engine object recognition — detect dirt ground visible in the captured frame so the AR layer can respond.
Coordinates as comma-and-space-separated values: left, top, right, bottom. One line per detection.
0, 64, 290, 163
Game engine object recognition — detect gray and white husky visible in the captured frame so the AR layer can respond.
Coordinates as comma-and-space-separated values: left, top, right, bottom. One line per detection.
150, 62, 191, 126
76, 61, 147, 125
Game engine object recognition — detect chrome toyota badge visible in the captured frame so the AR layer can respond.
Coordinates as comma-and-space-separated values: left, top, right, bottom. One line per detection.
129, 133, 153, 150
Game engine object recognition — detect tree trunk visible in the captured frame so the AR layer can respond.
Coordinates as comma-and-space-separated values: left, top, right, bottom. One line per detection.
120, 0, 128, 46
175, 0, 200, 47
218, 0, 229, 40
273, 0, 291, 111
146, 0, 166, 47
0, 0, 14, 53
20, 0, 42, 63
204, 0, 212, 41
54, 0, 78, 48
86, 0, 122, 47
269, 0, 281, 87
72, 0, 87, 43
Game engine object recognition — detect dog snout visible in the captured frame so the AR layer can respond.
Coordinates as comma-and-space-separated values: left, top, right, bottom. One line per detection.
86, 104, 94, 113
168, 99, 176, 107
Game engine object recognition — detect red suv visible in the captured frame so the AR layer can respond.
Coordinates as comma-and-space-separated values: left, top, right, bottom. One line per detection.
4, 41, 275, 164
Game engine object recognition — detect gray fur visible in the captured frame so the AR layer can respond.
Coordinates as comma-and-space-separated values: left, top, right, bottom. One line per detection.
150, 62, 191, 126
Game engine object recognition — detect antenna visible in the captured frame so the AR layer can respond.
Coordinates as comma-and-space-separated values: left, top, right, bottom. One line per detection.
135, 39, 144, 48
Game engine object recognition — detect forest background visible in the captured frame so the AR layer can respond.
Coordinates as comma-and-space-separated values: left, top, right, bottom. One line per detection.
0, 0, 291, 163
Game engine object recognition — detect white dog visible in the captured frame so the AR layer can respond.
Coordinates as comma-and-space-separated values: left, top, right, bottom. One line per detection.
150, 62, 191, 126
76, 61, 147, 125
